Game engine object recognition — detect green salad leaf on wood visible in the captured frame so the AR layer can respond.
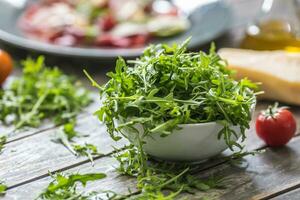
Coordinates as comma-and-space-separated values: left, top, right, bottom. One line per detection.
0, 56, 91, 130
38, 172, 107, 200
0, 182, 7, 196
0, 136, 6, 154
89, 39, 257, 151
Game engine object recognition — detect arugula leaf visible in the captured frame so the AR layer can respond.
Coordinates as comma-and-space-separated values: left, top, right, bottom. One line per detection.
63, 120, 80, 140
114, 146, 225, 199
73, 143, 101, 165
0, 136, 6, 154
0, 56, 92, 130
38, 172, 106, 200
54, 123, 79, 156
0, 182, 7, 196
54, 121, 101, 164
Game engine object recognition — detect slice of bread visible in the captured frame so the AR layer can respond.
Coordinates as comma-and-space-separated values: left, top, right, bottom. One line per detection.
218, 48, 300, 105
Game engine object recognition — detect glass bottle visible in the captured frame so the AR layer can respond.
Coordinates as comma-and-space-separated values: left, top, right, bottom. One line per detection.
240, 0, 300, 50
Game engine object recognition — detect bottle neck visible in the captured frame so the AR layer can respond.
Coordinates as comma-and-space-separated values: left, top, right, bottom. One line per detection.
261, 0, 299, 19
259, 0, 300, 33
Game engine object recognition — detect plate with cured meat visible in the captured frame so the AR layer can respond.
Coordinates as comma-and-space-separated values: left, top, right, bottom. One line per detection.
0, 0, 232, 59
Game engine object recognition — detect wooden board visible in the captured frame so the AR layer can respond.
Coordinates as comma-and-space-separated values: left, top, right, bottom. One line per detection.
0, 115, 127, 187
5, 120, 300, 200
188, 137, 300, 200
143, 135, 300, 200
5, 156, 137, 200
273, 188, 300, 200
2, 100, 300, 199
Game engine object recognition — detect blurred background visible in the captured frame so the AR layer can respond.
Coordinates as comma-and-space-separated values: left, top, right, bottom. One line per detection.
0, 0, 299, 85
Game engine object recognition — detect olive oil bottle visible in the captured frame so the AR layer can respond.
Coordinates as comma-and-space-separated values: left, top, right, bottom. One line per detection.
241, 0, 300, 50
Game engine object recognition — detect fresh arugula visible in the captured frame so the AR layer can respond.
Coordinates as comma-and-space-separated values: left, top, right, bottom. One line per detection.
89, 39, 257, 151
86, 39, 258, 199
0, 56, 92, 130
73, 143, 101, 165
0, 56, 97, 163
54, 121, 101, 164
54, 122, 80, 156
38, 172, 107, 200
0, 182, 7, 196
0, 136, 6, 154
114, 146, 225, 199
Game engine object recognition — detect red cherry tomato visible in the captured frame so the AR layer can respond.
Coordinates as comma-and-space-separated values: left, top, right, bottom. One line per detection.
256, 103, 297, 147
0, 49, 13, 85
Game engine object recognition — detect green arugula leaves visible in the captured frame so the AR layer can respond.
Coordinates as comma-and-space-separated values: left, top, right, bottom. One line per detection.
0, 136, 6, 154
54, 121, 101, 165
0, 56, 92, 130
86, 39, 258, 199
38, 172, 107, 200
114, 145, 225, 199
94, 40, 257, 151
0, 56, 94, 159
0, 182, 7, 196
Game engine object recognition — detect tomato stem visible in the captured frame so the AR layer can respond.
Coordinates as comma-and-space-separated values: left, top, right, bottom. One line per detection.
265, 102, 279, 119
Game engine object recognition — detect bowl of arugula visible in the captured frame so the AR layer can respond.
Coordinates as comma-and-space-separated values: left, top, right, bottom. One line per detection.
89, 39, 258, 162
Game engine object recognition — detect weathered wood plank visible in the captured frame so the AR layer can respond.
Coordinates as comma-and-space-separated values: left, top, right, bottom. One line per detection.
2, 98, 300, 197
0, 115, 127, 188
272, 187, 300, 200
0, 103, 267, 198
4, 156, 137, 200
177, 135, 300, 200
6, 116, 300, 200
0, 104, 259, 198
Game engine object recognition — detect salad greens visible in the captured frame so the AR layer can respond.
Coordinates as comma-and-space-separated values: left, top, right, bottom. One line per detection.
0, 136, 6, 153
90, 39, 257, 150
0, 182, 7, 196
86, 39, 258, 199
95, 40, 255, 149
0, 56, 91, 130
37, 145, 225, 200
114, 145, 225, 199
38, 172, 107, 200
0, 56, 98, 161
72, 143, 100, 165
0, 40, 258, 200
54, 120, 101, 164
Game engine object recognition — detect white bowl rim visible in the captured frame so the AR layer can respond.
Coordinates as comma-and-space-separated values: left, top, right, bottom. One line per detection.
177, 121, 218, 127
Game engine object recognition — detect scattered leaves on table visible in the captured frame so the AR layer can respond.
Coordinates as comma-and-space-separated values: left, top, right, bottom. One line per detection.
114, 145, 225, 199
0, 182, 7, 196
0, 56, 92, 131
0, 135, 6, 153
54, 120, 101, 164
38, 172, 107, 200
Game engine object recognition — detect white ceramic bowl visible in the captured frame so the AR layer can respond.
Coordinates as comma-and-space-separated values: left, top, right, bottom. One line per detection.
142, 122, 240, 161
122, 104, 255, 162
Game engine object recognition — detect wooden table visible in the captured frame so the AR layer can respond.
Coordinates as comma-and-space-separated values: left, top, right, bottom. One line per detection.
2, 0, 300, 199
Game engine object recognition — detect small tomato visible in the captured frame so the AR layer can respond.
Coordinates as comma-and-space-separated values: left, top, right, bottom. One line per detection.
0, 49, 13, 85
256, 103, 297, 147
